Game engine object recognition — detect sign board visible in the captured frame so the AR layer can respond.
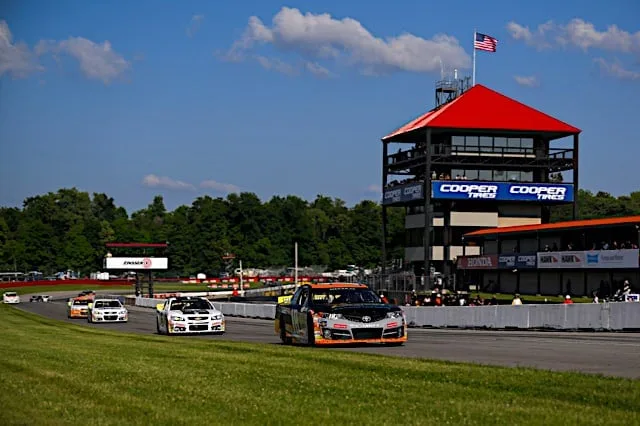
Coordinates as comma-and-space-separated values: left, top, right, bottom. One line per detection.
104, 257, 168, 270
432, 181, 574, 203
498, 253, 537, 269
383, 182, 423, 205
537, 249, 639, 269
456, 255, 498, 270
583, 249, 639, 269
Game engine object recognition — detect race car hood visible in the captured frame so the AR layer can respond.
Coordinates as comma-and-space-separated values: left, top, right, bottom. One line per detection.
316, 303, 402, 315
175, 309, 220, 316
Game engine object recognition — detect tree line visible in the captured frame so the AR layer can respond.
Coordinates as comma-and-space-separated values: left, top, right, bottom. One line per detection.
0, 188, 638, 276
0, 188, 405, 276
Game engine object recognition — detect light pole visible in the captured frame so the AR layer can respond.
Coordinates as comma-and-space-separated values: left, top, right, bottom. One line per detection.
239, 259, 244, 297
294, 242, 298, 286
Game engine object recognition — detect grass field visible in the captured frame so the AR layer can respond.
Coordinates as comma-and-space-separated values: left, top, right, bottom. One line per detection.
0, 306, 638, 425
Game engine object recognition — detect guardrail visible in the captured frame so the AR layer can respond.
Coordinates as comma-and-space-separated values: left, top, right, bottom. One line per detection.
133, 297, 640, 330
134, 297, 277, 319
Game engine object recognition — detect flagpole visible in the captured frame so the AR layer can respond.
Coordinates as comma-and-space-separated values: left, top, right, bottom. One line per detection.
472, 29, 477, 86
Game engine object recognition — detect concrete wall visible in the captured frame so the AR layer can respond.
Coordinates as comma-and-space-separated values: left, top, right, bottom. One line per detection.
402, 302, 640, 330
134, 298, 640, 330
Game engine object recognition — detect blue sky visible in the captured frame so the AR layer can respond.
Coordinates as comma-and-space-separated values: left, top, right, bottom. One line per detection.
1, 0, 639, 212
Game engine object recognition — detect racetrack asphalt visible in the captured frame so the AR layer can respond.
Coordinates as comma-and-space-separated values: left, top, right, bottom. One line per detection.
13, 292, 640, 379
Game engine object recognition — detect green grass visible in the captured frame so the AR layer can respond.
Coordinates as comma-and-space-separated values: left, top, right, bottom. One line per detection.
0, 306, 638, 425
1, 282, 262, 296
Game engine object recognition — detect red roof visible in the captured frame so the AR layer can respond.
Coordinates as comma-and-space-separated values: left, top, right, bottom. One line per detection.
105, 243, 168, 248
464, 216, 640, 239
383, 84, 580, 141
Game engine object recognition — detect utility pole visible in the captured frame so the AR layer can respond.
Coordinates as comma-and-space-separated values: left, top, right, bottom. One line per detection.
239, 259, 244, 297
294, 242, 298, 286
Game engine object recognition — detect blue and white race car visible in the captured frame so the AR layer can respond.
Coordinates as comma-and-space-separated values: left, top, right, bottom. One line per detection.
156, 296, 225, 335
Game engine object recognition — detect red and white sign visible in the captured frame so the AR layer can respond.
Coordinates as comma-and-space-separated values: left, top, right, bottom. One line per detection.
457, 255, 498, 270
104, 257, 168, 270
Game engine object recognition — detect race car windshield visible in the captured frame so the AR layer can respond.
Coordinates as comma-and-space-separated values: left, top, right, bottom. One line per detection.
5, 292, 17, 297
73, 300, 90, 306
169, 300, 211, 311
94, 300, 122, 308
312, 288, 382, 305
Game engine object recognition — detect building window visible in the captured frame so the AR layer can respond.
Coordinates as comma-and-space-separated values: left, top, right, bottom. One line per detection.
479, 136, 493, 152
521, 138, 534, 149
494, 137, 507, 152
478, 169, 492, 181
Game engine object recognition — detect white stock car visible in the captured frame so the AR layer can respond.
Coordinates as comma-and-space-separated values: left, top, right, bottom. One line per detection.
88, 298, 129, 323
156, 296, 225, 335
3, 292, 20, 304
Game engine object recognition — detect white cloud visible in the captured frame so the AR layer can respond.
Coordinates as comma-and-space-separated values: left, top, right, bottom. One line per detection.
35, 37, 130, 84
507, 19, 640, 54
256, 55, 298, 75
200, 180, 240, 194
507, 19, 640, 82
506, 21, 554, 50
142, 174, 196, 191
224, 7, 470, 77
186, 14, 204, 38
366, 184, 381, 193
594, 58, 640, 81
0, 20, 43, 78
514, 75, 539, 87
0, 20, 130, 84
304, 61, 332, 78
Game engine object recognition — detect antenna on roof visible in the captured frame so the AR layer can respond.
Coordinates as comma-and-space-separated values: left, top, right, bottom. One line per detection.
434, 70, 472, 108
436, 57, 445, 79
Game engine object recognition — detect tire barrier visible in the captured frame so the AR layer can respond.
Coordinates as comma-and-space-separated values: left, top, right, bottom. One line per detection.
133, 297, 640, 330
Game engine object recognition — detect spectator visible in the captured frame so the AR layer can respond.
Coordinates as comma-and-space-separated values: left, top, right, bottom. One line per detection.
512, 294, 522, 305
563, 295, 574, 304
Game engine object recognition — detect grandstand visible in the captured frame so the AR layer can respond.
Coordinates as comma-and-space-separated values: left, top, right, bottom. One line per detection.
380, 78, 579, 289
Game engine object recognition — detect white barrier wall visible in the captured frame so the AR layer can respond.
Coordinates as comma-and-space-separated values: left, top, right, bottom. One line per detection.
401, 302, 640, 330
133, 297, 640, 330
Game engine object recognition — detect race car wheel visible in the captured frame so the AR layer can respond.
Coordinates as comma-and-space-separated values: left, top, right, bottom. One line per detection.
156, 317, 163, 335
279, 318, 291, 345
306, 313, 315, 347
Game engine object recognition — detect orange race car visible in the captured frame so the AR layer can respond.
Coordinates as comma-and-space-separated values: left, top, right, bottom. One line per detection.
275, 283, 407, 346
67, 295, 94, 319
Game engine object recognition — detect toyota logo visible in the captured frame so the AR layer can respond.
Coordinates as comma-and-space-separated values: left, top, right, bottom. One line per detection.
362, 316, 371, 323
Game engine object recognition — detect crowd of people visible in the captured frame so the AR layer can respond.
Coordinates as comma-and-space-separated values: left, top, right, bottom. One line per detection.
392, 279, 636, 307
542, 240, 639, 252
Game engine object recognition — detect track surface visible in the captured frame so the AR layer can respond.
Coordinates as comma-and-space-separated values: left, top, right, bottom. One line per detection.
15, 293, 640, 379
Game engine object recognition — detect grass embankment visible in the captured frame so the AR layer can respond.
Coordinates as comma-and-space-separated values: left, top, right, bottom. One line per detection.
1, 306, 638, 425
1, 282, 261, 296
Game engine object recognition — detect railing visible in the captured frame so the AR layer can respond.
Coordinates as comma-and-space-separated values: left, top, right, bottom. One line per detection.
387, 146, 575, 165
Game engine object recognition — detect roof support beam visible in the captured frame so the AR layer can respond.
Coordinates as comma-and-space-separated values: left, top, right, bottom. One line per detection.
573, 134, 579, 220
423, 129, 432, 285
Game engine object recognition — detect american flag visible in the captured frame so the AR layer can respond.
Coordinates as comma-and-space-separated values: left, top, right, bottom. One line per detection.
474, 32, 498, 52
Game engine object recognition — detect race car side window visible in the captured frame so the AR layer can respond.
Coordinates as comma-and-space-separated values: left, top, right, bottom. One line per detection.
298, 288, 309, 307
291, 288, 303, 305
